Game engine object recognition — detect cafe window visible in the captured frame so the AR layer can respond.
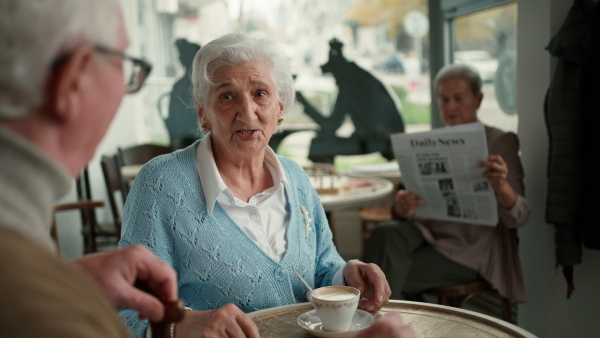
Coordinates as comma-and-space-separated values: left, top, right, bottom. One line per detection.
128, 0, 432, 168
433, 0, 518, 132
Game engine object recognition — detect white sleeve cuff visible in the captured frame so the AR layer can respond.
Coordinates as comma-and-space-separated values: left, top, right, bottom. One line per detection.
331, 266, 345, 286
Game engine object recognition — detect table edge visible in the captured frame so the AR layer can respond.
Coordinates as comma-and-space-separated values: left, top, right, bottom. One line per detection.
248, 300, 537, 338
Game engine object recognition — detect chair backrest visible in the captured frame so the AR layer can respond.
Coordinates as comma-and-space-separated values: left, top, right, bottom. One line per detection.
75, 167, 97, 242
53, 166, 112, 254
52, 200, 105, 253
100, 155, 124, 232
76, 167, 93, 200
117, 143, 175, 167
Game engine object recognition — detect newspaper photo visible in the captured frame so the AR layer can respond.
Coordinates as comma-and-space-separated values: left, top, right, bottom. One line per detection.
390, 122, 498, 226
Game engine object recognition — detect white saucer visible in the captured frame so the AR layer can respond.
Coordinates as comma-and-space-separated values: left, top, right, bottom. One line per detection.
297, 309, 375, 337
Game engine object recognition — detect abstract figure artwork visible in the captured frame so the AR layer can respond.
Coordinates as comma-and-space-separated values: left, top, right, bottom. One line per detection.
162, 39, 201, 148
296, 38, 405, 163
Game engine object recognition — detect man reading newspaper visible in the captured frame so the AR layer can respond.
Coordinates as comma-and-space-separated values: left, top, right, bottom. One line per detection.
364, 64, 530, 305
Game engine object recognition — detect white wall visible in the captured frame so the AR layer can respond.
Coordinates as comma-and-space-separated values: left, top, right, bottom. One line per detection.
518, 0, 600, 337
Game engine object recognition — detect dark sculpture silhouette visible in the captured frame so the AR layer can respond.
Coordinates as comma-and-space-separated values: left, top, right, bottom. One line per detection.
296, 38, 405, 163
161, 39, 201, 149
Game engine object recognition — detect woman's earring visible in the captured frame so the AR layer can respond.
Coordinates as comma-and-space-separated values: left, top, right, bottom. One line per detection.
277, 117, 284, 124
201, 123, 209, 132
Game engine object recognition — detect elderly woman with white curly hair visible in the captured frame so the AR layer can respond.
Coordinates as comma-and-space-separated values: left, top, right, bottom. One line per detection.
119, 33, 391, 337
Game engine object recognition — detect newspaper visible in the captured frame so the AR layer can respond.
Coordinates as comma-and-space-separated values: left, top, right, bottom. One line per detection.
390, 122, 498, 226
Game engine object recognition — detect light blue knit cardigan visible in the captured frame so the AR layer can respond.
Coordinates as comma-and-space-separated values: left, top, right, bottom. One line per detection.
118, 141, 345, 336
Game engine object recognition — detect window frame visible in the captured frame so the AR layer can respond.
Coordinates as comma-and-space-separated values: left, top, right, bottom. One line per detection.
428, 0, 515, 128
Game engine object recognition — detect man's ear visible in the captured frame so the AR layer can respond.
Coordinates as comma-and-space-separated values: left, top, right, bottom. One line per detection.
47, 45, 95, 120
475, 92, 484, 109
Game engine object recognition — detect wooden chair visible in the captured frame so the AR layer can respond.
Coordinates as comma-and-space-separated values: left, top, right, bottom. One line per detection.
360, 200, 392, 250
359, 182, 402, 251
52, 167, 120, 253
117, 143, 176, 195
117, 143, 176, 167
100, 155, 125, 234
51, 200, 105, 251
424, 280, 514, 323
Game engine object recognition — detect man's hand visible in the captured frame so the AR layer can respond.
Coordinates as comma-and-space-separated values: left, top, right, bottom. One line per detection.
71, 245, 178, 322
175, 304, 260, 338
477, 154, 518, 209
343, 260, 391, 311
478, 154, 509, 192
353, 313, 415, 338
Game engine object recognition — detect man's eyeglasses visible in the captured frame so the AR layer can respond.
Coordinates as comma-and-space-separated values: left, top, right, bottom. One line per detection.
52, 45, 152, 94
94, 45, 152, 94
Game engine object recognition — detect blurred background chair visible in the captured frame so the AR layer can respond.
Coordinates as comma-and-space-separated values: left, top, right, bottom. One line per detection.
51, 200, 104, 253
117, 143, 176, 195
358, 178, 402, 251
117, 143, 176, 167
52, 167, 120, 254
360, 200, 392, 250
100, 155, 125, 231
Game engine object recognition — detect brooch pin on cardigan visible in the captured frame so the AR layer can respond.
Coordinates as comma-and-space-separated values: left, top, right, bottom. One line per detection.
300, 206, 312, 237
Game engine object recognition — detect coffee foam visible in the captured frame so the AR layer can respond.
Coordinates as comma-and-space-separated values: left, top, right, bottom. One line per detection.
312, 286, 359, 301
314, 293, 356, 301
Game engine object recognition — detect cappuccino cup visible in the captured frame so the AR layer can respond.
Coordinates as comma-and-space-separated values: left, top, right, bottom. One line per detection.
308, 286, 360, 332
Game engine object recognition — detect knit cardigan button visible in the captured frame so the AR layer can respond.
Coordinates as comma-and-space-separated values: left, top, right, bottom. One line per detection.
274, 266, 286, 281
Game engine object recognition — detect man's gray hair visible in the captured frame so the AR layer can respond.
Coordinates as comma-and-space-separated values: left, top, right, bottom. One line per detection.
191, 33, 295, 115
434, 63, 482, 96
0, 0, 121, 118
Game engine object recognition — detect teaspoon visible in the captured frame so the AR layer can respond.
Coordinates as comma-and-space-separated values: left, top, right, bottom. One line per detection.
291, 265, 316, 295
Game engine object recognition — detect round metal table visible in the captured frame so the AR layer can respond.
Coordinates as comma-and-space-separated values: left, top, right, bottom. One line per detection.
248, 301, 536, 338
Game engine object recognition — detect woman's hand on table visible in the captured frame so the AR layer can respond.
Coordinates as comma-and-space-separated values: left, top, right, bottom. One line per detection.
343, 260, 391, 312
477, 155, 517, 209
175, 304, 259, 338
71, 245, 178, 322
393, 190, 422, 216
353, 313, 415, 338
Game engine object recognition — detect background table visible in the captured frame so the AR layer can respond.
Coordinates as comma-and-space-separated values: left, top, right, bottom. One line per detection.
309, 174, 393, 244
310, 174, 394, 212
248, 301, 536, 338
348, 162, 403, 185
121, 167, 393, 210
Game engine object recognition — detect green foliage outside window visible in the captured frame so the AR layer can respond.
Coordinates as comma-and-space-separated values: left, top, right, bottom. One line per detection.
391, 86, 431, 125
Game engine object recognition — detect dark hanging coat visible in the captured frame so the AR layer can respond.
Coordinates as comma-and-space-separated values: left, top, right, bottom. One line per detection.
544, 0, 600, 295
